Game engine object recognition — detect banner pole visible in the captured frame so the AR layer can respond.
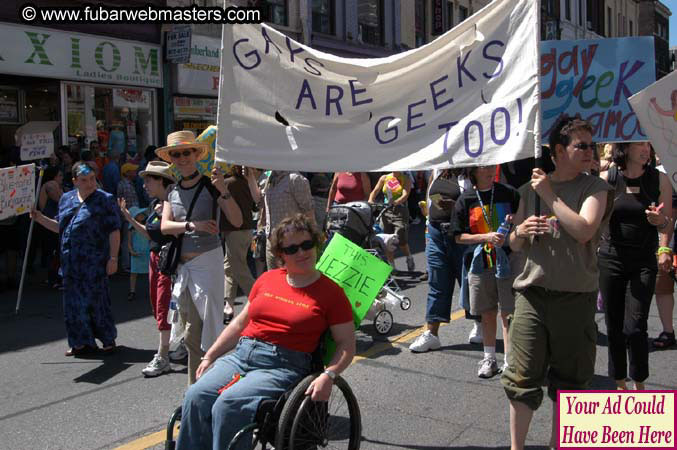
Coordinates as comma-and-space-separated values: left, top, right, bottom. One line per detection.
533, 0, 543, 219
15, 164, 44, 315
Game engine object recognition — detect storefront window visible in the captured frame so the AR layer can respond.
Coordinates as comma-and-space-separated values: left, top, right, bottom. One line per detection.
312, 0, 335, 35
0, 88, 21, 124
173, 97, 217, 136
65, 82, 155, 158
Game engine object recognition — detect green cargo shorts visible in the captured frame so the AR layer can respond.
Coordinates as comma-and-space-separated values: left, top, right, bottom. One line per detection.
501, 286, 597, 411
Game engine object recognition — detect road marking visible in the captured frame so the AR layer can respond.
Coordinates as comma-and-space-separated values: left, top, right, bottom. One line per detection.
114, 309, 466, 450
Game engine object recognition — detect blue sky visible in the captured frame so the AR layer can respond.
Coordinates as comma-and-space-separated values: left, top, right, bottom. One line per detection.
669, 0, 677, 46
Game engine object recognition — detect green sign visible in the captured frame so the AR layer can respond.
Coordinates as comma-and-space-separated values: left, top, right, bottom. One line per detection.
316, 233, 392, 327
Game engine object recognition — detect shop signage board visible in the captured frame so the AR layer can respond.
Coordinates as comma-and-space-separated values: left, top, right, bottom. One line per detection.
113, 88, 151, 110
0, 23, 162, 88
540, 37, 655, 143
176, 34, 220, 97
0, 164, 35, 220
173, 97, 218, 120
21, 132, 54, 160
216, 0, 540, 171
166, 25, 192, 64
432, 0, 445, 35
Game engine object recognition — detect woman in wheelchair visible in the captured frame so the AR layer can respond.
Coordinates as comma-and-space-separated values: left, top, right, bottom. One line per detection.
176, 213, 356, 450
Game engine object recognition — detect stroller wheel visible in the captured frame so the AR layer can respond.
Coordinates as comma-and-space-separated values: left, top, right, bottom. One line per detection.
400, 297, 411, 311
374, 310, 393, 335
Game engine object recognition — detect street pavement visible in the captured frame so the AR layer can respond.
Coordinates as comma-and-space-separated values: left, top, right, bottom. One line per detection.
1, 222, 676, 450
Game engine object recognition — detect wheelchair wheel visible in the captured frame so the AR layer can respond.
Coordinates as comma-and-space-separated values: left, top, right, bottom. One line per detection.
275, 374, 361, 450
400, 296, 411, 310
373, 310, 393, 335
165, 406, 182, 450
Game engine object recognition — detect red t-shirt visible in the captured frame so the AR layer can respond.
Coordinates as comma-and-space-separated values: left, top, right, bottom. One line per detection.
335, 172, 365, 204
241, 269, 354, 353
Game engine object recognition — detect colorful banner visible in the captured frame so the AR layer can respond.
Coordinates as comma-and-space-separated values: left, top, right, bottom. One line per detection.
0, 164, 35, 220
217, 0, 540, 171
316, 232, 392, 326
541, 37, 655, 143
629, 70, 677, 190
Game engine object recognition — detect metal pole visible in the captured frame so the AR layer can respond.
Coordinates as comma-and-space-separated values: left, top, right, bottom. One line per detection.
15, 164, 44, 315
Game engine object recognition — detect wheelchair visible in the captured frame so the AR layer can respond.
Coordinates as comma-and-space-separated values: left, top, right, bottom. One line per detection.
165, 355, 361, 449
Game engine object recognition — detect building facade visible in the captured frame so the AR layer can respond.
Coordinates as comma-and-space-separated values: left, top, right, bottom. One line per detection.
0, 0, 163, 155
638, 0, 671, 79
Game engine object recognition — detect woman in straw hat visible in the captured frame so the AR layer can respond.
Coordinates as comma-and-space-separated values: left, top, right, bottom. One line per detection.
119, 161, 178, 377
157, 130, 243, 384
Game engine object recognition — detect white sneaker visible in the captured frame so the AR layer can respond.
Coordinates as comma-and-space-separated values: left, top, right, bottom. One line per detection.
468, 322, 483, 344
411, 217, 421, 225
406, 256, 415, 271
168, 341, 188, 362
477, 356, 499, 378
409, 330, 441, 353
500, 360, 509, 373
142, 354, 171, 377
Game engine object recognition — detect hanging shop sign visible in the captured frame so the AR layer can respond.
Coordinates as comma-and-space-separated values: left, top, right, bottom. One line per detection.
175, 34, 220, 97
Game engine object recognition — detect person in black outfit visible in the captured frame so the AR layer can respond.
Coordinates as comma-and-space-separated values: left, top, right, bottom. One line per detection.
599, 141, 673, 390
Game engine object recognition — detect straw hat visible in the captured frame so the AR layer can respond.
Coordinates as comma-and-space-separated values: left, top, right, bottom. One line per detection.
139, 161, 177, 183
155, 130, 209, 163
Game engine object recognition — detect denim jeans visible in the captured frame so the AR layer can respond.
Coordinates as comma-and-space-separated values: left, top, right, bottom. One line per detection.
177, 337, 312, 450
425, 223, 464, 323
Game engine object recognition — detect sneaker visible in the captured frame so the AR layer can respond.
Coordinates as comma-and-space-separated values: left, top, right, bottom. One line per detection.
411, 217, 421, 225
142, 354, 171, 377
406, 256, 415, 272
468, 322, 483, 344
500, 360, 509, 373
477, 356, 499, 378
168, 341, 188, 362
409, 330, 441, 353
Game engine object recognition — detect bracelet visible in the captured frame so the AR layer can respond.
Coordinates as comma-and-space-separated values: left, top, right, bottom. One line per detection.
200, 356, 211, 362
220, 192, 232, 201
323, 369, 337, 381
657, 247, 673, 256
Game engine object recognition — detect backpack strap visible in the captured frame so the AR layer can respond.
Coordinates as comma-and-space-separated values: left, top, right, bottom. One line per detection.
608, 165, 618, 189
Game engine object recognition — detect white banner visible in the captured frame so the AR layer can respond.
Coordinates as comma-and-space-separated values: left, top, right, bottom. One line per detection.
216, 0, 540, 171
21, 132, 54, 161
0, 164, 35, 220
630, 71, 677, 190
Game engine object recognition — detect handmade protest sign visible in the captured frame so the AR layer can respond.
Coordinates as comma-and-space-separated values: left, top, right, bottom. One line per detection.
629, 70, 677, 190
316, 233, 392, 327
0, 164, 35, 220
216, 0, 540, 171
541, 37, 655, 143
20, 132, 54, 161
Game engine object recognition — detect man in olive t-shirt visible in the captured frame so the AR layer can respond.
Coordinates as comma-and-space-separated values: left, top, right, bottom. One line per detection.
501, 117, 613, 450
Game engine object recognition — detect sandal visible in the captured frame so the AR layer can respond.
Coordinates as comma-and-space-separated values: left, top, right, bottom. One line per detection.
653, 331, 676, 349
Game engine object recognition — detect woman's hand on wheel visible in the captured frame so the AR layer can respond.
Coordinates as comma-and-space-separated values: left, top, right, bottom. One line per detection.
195, 358, 212, 380
305, 373, 333, 402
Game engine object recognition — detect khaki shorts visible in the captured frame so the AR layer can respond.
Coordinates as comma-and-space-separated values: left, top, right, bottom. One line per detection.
381, 204, 409, 246
655, 269, 674, 295
468, 268, 515, 315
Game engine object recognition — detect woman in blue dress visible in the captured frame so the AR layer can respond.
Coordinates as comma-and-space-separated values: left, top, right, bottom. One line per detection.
32, 161, 122, 356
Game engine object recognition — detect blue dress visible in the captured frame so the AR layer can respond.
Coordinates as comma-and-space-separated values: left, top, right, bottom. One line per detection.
130, 229, 150, 274
58, 189, 121, 348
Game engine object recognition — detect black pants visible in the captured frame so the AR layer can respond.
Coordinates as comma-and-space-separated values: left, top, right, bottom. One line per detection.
598, 251, 656, 382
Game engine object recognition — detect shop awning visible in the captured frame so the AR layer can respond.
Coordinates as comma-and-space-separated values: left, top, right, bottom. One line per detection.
14, 121, 60, 146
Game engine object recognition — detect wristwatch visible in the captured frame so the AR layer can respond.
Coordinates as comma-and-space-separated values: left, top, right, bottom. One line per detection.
220, 192, 232, 201
323, 369, 337, 381
185, 221, 195, 232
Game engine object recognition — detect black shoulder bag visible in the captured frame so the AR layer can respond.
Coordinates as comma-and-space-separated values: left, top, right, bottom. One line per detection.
160, 179, 208, 276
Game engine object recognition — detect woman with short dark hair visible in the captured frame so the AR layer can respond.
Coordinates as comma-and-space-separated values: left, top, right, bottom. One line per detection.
176, 213, 355, 450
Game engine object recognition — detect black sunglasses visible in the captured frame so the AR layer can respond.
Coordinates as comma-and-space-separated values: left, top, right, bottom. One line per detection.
572, 142, 595, 151
169, 149, 195, 159
280, 239, 315, 255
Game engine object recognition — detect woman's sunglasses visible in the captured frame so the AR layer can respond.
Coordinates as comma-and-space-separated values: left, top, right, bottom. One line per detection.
572, 142, 596, 151
169, 149, 195, 159
280, 239, 315, 255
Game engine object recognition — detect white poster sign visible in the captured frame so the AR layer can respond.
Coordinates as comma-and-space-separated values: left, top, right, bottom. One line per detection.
216, 0, 540, 171
176, 34, 220, 96
0, 164, 35, 220
21, 132, 54, 161
0, 23, 162, 88
629, 71, 677, 189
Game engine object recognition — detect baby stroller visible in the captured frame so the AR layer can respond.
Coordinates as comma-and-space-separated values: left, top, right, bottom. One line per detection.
325, 201, 412, 335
